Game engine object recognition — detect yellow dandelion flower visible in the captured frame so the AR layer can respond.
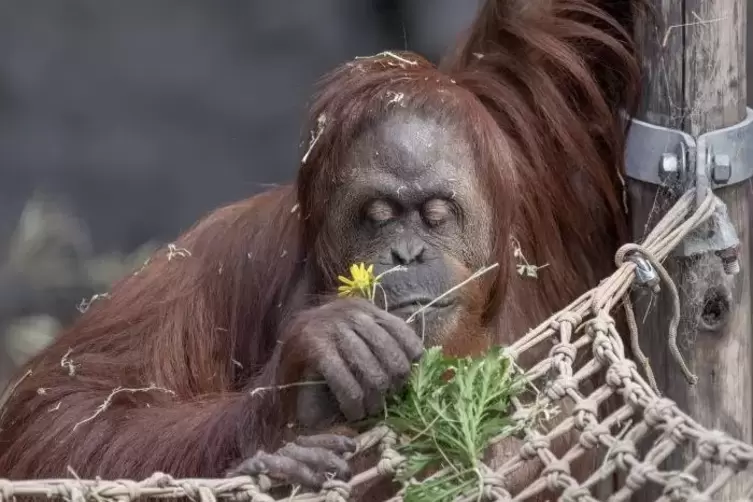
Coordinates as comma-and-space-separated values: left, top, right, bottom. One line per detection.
337, 263, 376, 299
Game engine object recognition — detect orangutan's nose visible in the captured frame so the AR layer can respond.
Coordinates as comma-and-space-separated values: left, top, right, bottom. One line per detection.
390, 238, 426, 265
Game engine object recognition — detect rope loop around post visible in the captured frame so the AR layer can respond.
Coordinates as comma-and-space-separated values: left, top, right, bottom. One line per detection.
614, 242, 654, 269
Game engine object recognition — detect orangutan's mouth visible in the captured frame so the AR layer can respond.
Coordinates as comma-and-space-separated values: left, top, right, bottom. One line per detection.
388, 296, 455, 317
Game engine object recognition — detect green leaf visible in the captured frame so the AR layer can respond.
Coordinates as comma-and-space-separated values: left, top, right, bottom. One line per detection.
383, 345, 535, 502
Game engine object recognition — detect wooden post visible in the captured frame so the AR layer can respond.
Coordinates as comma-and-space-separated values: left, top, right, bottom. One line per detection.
749, 3, 753, 106
629, 0, 751, 499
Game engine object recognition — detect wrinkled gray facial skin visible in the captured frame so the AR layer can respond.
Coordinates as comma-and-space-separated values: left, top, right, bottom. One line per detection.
324, 110, 494, 346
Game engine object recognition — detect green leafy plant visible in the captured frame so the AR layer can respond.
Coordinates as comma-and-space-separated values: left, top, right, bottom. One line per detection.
384, 346, 528, 502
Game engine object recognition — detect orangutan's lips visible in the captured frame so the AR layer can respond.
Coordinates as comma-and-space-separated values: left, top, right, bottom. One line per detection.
388, 296, 455, 316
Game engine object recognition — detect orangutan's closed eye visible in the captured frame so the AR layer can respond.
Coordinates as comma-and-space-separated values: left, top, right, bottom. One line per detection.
364, 199, 397, 225
422, 198, 453, 227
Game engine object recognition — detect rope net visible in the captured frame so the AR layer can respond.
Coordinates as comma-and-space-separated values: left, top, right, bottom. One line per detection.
2, 187, 753, 502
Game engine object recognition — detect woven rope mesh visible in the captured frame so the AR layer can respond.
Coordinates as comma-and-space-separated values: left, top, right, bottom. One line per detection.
2, 188, 753, 502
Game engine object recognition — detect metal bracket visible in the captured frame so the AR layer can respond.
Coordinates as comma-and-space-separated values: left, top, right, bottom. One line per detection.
624, 108, 753, 262
625, 107, 753, 189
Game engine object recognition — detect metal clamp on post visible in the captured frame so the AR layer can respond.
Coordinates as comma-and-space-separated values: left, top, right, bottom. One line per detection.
624, 107, 753, 265
625, 107, 753, 189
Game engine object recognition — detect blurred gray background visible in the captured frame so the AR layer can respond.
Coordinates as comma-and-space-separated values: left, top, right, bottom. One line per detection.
0, 1, 752, 389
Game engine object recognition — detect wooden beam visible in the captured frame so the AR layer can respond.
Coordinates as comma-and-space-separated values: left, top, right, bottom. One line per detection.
630, 0, 750, 500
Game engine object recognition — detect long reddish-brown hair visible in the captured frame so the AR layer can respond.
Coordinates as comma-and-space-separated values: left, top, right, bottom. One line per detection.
441, 0, 644, 335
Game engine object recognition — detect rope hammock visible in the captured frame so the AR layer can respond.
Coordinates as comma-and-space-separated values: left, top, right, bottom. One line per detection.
2, 186, 753, 502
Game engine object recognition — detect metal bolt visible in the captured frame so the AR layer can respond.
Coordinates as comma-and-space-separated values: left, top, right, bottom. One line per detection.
716, 244, 740, 275
712, 153, 732, 184
659, 153, 679, 180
